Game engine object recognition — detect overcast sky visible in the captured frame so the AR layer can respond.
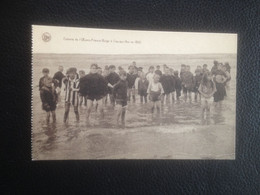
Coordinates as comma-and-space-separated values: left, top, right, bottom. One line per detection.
32, 25, 237, 55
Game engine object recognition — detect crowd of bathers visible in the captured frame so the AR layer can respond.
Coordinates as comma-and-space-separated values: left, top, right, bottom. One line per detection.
38, 60, 231, 127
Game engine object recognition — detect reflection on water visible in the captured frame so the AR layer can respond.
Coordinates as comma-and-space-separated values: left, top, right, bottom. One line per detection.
33, 94, 234, 159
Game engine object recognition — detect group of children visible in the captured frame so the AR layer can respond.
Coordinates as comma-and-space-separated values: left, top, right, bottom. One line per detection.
38, 60, 231, 127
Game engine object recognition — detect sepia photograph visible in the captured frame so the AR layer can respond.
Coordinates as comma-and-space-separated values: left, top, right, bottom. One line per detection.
32, 25, 237, 160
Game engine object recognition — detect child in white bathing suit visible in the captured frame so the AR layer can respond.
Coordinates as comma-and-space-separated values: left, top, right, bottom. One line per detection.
198, 72, 216, 125
147, 74, 164, 116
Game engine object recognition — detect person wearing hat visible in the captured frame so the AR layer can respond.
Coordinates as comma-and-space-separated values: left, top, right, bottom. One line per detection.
39, 68, 58, 124
63, 67, 80, 123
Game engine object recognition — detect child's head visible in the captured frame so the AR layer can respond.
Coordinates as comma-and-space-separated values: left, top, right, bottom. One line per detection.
137, 67, 143, 76
103, 67, 109, 76
42, 68, 50, 77
164, 67, 170, 75
156, 65, 160, 70
67, 67, 76, 79
203, 64, 208, 69
132, 61, 136, 66
128, 65, 134, 73
90, 64, 98, 74
97, 67, 102, 75
185, 65, 190, 72
217, 63, 223, 70
222, 65, 227, 72
181, 64, 186, 71
79, 70, 85, 78
140, 72, 146, 79
109, 65, 116, 73
149, 66, 154, 73
197, 65, 202, 70
174, 70, 179, 76
153, 74, 160, 83
195, 69, 201, 76
213, 60, 218, 66
58, 65, 64, 72
119, 70, 127, 80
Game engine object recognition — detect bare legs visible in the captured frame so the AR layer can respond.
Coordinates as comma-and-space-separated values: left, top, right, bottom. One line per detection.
46, 111, 56, 124
201, 99, 210, 125
86, 99, 104, 125
116, 105, 126, 128
63, 102, 79, 123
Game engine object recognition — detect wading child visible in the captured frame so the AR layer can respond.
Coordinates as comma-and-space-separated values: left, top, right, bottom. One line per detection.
79, 64, 107, 125
63, 68, 80, 123
174, 71, 182, 101
39, 68, 57, 123
147, 74, 164, 116
107, 65, 120, 107
79, 70, 87, 107
160, 66, 175, 105
126, 65, 138, 103
53, 65, 65, 106
102, 66, 110, 105
194, 69, 203, 101
138, 72, 149, 103
198, 72, 216, 125
146, 66, 155, 84
113, 71, 128, 128
182, 65, 194, 103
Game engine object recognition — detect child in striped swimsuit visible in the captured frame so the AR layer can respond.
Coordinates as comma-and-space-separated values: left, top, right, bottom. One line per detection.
63, 68, 80, 123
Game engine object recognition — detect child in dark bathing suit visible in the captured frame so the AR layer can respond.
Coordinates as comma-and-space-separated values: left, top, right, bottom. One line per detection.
113, 70, 128, 128
39, 68, 58, 124
79, 64, 107, 125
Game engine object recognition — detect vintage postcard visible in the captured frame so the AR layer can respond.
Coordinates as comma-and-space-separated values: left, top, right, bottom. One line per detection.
32, 25, 237, 160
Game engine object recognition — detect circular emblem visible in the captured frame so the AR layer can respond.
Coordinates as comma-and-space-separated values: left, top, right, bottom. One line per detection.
42, 32, 51, 42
